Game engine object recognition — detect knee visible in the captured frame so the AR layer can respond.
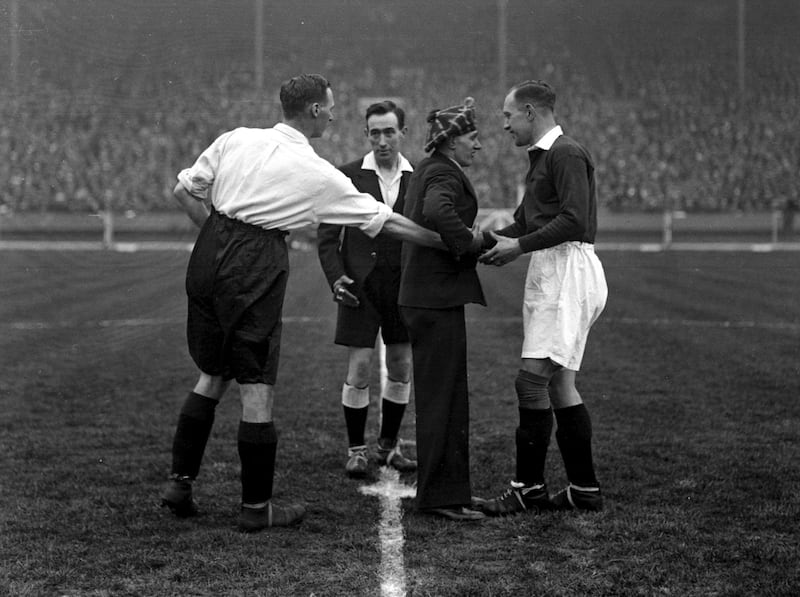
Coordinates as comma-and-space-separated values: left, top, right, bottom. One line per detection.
549, 379, 582, 409
385, 350, 412, 383
347, 358, 372, 387
515, 369, 551, 410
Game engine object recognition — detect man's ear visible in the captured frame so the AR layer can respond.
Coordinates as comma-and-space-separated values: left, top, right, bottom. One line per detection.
311, 103, 320, 118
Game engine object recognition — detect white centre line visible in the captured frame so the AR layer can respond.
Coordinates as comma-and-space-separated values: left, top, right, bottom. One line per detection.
359, 467, 416, 597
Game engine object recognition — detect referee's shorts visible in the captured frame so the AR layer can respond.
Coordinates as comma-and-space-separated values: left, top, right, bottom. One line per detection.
185, 209, 289, 385
334, 265, 409, 348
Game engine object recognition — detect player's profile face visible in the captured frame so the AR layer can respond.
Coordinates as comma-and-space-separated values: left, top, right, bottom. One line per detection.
311, 88, 336, 138
366, 112, 404, 168
451, 130, 481, 168
502, 92, 531, 147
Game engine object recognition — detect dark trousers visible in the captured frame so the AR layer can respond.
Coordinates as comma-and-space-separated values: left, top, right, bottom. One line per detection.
401, 305, 471, 510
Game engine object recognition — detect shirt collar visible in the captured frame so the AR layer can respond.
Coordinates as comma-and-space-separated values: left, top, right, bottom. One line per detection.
274, 122, 310, 144
361, 151, 413, 173
529, 125, 563, 152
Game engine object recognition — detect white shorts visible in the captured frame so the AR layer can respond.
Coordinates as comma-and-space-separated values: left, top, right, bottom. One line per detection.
521, 242, 607, 371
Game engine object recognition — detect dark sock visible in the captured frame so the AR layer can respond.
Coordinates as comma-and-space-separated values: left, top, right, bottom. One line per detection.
343, 405, 368, 447
238, 421, 278, 505
516, 407, 553, 486
554, 404, 599, 488
378, 399, 407, 446
170, 392, 218, 479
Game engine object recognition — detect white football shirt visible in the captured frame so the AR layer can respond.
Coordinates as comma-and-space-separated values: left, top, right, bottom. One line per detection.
177, 123, 392, 238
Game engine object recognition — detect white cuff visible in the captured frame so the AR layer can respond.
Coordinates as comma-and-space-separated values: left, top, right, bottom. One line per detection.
359, 203, 393, 239
341, 383, 370, 408
382, 380, 410, 405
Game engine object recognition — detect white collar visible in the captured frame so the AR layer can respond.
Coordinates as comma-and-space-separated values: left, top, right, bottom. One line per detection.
275, 122, 310, 144
530, 125, 564, 152
361, 151, 413, 174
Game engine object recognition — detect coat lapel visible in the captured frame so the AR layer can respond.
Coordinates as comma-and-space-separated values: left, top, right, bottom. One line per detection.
356, 169, 384, 204
394, 171, 412, 214
356, 167, 413, 214
459, 169, 477, 203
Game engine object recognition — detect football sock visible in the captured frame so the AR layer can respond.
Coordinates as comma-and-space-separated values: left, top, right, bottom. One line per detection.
343, 405, 369, 447
516, 407, 553, 487
170, 392, 218, 479
342, 383, 370, 447
554, 404, 599, 488
378, 399, 407, 445
238, 421, 278, 505
513, 369, 553, 486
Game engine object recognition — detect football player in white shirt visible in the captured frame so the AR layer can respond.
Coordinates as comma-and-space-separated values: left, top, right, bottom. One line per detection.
162, 74, 447, 533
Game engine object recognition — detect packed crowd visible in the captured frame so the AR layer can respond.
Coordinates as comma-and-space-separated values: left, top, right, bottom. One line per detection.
0, 1, 797, 214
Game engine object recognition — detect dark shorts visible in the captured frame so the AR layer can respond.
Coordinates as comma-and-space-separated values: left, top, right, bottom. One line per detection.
185, 210, 289, 385
334, 265, 409, 348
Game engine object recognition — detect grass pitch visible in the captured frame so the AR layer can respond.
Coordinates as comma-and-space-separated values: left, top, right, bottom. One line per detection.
1, 248, 798, 596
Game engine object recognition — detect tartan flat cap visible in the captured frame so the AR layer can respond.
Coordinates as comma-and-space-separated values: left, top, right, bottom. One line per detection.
424, 97, 477, 152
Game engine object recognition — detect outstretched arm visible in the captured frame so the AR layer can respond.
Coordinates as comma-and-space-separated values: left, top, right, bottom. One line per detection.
381, 213, 445, 249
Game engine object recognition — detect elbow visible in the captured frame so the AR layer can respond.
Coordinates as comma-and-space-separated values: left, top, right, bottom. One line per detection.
172, 183, 190, 207
563, 210, 586, 237
421, 202, 440, 223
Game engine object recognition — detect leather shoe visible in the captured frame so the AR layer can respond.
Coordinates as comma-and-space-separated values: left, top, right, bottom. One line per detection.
424, 506, 486, 521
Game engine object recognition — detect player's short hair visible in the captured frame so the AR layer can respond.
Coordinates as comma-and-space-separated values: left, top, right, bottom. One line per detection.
365, 100, 405, 130
280, 74, 331, 119
510, 80, 556, 112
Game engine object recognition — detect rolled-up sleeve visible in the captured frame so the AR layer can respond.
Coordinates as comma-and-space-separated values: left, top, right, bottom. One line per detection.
313, 166, 393, 238
176, 131, 231, 200
176, 167, 212, 200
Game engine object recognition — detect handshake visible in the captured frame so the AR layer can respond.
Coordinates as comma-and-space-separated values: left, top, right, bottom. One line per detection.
331, 225, 522, 308
472, 224, 522, 267
332, 275, 360, 307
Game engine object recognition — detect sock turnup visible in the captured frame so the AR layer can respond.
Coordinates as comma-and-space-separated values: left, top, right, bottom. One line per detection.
382, 379, 411, 404
341, 383, 370, 408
